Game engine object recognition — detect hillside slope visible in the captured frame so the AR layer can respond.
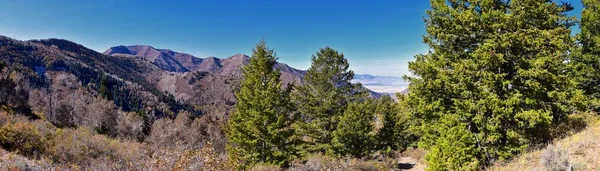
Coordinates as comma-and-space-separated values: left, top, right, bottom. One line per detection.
491, 113, 600, 170
0, 35, 220, 154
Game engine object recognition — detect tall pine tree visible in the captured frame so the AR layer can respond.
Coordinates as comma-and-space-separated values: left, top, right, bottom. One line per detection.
293, 47, 362, 154
226, 40, 298, 166
402, 0, 581, 168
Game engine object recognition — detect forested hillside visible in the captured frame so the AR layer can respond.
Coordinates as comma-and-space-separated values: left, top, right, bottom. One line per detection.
1, 0, 600, 170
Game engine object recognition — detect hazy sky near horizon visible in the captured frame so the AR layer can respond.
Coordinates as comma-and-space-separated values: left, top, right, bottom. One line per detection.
0, 0, 584, 77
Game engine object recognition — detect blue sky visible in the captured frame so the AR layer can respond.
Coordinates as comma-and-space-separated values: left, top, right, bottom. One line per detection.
0, 0, 584, 77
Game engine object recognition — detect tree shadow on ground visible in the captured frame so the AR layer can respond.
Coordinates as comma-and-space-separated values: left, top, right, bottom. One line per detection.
398, 162, 414, 169
549, 113, 590, 140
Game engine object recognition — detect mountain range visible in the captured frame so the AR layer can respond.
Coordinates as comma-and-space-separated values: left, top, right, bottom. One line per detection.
352, 74, 409, 94
0, 36, 396, 122
105, 45, 406, 94
103, 45, 307, 83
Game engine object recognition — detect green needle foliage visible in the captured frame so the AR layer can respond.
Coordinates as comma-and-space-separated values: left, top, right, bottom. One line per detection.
425, 115, 481, 171
293, 47, 363, 155
582, 0, 600, 56
226, 40, 298, 166
374, 95, 403, 153
574, 0, 600, 110
403, 0, 583, 169
332, 99, 376, 158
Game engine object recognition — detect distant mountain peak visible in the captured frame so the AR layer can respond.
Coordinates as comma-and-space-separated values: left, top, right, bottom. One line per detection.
227, 54, 249, 60
104, 45, 194, 72
104, 46, 252, 75
104, 45, 133, 55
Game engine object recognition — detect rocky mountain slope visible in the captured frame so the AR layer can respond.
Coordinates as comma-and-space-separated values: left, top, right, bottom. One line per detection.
104, 45, 306, 83
102, 45, 311, 119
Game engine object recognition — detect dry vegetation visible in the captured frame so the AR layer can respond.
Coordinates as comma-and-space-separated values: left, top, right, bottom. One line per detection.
491, 112, 600, 171
247, 149, 429, 171
248, 154, 397, 171
0, 111, 232, 170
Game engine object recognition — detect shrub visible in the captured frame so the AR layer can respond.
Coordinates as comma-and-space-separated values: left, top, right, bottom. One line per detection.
9, 160, 29, 171
288, 154, 395, 171
250, 163, 281, 171
51, 104, 76, 128
0, 121, 46, 158
48, 127, 112, 164
541, 145, 570, 171
172, 142, 231, 170
116, 111, 144, 141
146, 113, 208, 149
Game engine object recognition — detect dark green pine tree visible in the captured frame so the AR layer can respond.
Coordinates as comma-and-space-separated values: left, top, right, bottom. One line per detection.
99, 74, 110, 99
374, 95, 402, 153
574, 0, 600, 110
331, 100, 376, 158
0, 61, 5, 71
226, 40, 298, 166
0, 61, 13, 106
292, 47, 362, 155
402, 0, 582, 169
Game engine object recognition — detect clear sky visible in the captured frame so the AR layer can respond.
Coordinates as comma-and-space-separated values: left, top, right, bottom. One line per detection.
0, 0, 584, 77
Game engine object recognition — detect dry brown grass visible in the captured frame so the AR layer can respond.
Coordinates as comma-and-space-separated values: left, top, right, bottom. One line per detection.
251, 163, 282, 171
491, 112, 600, 171
286, 153, 397, 171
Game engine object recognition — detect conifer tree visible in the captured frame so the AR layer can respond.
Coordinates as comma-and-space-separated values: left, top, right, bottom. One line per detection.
581, 0, 600, 63
99, 74, 110, 99
403, 0, 581, 168
574, 0, 600, 110
293, 47, 362, 154
226, 41, 298, 166
374, 95, 401, 153
332, 100, 376, 158
426, 116, 481, 171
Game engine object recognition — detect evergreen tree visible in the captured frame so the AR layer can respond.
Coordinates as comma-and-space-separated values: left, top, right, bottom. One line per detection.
99, 74, 110, 99
226, 40, 298, 166
404, 0, 581, 168
374, 95, 401, 153
331, 100, 376, 158
425, 116, 481, 171
574, 0, 600, 110
293, 47, 362, 154
0, 76, 15, 107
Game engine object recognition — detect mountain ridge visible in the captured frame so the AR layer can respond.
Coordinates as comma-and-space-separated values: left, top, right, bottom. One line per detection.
104, 45, 306, 80
352, 74, 408, 94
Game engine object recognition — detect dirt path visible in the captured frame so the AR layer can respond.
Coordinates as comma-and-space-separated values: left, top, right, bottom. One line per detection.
398, 156, 426, 171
